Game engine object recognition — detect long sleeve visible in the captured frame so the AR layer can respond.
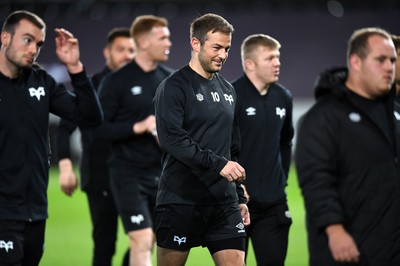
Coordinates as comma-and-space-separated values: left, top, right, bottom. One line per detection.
50, 70, 103, 127
54, 119, 77, 161
295, 104, 343, 231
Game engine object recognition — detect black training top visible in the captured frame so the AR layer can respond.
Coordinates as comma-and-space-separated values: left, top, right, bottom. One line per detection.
95, 60, 173, 173
0, 65, 102, 221
55, 66, 112, 192
232, 75, 294, 210
154, 65, 245, 205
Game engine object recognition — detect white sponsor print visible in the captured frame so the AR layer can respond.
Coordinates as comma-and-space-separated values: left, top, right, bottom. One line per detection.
131, 86, 142, 95
348, 112, 361, 123
246, 107, 256, 116
173, 236, 187, 245
130, 214, 144, 225
275, 107, 286, 119
0, 240, 14, 253
285, 210, 292, 219
29, 86, 45, 101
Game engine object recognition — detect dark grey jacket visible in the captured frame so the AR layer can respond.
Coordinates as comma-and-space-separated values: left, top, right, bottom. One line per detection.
295, 67, 400, 265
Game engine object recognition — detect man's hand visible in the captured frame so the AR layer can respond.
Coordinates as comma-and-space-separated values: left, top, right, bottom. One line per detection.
133, 115, 156, 135
58, 158, 78, 196
241, 184, 250, 203
239, 203, 250, 226
326, 224, 360, 263
54, 28, 83, 74
220, 161, 246, 182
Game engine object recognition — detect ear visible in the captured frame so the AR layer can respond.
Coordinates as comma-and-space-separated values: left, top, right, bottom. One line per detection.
190, 37, 200, 53
136, 34, 149, 50
1, 32, 10, 47
244, 58, 255, 71
103, 47, 109, 61
349, 53, 361, 71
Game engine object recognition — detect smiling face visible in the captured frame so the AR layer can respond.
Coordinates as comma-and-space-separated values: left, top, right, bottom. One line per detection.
192, 30, 231, 78
2, 19, 45, 69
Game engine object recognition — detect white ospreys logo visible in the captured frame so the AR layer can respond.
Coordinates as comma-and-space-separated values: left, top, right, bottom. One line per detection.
173, 236, 187, 245
224, 94, 234, 105
246, 107, 256, 116
0, 240, 14, 252
130, 214, 144, 225
29, 86, 45, 101
275, 107, 286, 119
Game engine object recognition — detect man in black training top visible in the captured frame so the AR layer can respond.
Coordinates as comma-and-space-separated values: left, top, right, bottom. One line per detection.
232, 33, 294, 266
0, 10, 102, 265
94, 15, 173, 266
154, 13, 250, 266
55, 27, 134, 266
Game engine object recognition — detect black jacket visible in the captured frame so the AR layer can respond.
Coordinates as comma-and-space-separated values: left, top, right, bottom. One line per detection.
0, 66, 102, 221
295, 67, 400, 265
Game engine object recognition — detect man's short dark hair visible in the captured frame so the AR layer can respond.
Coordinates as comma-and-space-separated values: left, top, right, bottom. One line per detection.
347, 27, 391, 61
190, 13, 234, 45
106, 27, 131, 47
2, 10, 46, 35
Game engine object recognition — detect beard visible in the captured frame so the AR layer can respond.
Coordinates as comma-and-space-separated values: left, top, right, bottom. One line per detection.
5, 41, 36, 69
198, 49, 224, 74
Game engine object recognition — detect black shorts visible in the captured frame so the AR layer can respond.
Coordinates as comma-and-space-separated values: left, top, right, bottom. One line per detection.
155, 202, 246, 252
109, 168, 158, 233
0, 220, 45, 265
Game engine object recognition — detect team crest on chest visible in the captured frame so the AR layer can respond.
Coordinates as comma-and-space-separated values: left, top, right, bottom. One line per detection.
29, 86, 45, 101
394, 111, 400, 121
196, 93, 204, 101
275, 107, 286, 119
246, 107, 256, 116
131, 86, 142, 95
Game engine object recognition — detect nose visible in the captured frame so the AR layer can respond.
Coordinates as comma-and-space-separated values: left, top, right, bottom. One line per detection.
218, 49, 228, 60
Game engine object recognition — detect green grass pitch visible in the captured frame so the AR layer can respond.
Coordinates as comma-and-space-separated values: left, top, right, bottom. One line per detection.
40, 166, 308, 265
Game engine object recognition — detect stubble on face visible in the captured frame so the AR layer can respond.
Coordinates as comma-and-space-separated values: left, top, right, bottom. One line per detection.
4, 20, 45, 70
197, 31, 231, 75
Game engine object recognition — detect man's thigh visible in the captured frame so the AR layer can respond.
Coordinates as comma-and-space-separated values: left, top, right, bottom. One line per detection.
0, 220, 45, 266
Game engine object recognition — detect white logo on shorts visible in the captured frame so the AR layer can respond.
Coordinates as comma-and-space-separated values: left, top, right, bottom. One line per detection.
236, 222, 245, 233
173, 235, 186, 245
0, 240, 14, 252
130, 214, 144, 225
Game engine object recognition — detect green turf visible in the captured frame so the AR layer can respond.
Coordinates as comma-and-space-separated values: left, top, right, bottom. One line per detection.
40, 166, 308, 265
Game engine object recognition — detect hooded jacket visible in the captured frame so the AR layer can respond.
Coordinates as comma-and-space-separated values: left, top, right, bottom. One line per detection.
295, 67, 400, 265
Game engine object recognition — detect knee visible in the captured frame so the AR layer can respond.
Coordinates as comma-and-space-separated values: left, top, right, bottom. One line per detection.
128, 228, 154, 249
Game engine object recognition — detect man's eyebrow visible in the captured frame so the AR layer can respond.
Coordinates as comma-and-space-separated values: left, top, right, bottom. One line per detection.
23, 32, 45, 47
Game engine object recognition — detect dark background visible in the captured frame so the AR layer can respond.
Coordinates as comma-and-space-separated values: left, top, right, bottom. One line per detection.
1, 0, 398, 163
1, 0, 399, 98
